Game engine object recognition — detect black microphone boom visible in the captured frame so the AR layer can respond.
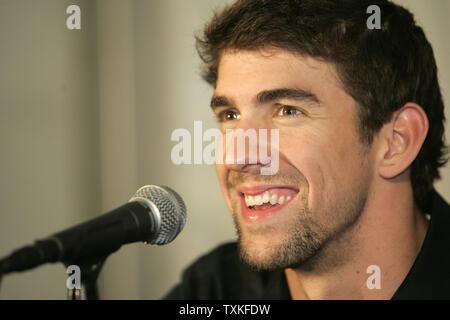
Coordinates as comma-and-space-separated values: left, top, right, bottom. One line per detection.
0, 185, 187, 275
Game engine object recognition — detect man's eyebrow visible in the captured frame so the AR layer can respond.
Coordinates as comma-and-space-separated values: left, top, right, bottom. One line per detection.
210, 88, 319, 110
210, 96, 232, 109
257, 88, 319, 104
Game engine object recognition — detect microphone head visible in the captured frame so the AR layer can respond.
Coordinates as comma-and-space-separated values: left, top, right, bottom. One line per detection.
131, 185, 187, 245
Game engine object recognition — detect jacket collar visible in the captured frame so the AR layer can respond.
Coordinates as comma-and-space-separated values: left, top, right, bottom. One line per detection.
392, 190, 450, 299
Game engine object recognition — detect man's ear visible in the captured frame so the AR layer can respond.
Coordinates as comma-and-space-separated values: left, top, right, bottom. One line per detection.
378, 103, 429, 179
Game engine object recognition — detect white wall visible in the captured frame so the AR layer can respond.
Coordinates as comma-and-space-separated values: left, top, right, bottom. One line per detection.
131, 0, 236, 299
395, 0, 450, 196
0, 0, 101, 299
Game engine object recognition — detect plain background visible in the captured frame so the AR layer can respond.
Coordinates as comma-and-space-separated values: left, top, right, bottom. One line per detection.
0, 0, 449, 299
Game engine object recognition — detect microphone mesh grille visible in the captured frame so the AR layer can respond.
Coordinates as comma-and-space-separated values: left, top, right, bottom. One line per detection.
132, 185, 187, 245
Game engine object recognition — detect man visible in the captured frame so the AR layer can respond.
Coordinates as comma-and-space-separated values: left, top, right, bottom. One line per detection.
165, 0, 450, 299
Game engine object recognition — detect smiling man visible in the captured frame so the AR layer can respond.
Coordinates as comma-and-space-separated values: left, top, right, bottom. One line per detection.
164, 0, 450, 300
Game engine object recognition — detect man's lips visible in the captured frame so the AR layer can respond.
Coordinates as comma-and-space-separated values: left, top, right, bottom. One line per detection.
237, 185, 299, 223
238, 184, 299, 196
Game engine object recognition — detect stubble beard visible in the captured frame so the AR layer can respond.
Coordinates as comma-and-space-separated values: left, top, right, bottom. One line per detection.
230, 180, 368, 273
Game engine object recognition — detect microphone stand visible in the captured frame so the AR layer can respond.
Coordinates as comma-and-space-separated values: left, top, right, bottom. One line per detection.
0, 259, 7, 297
65, 255, 107, 300
0, 268, 3, 297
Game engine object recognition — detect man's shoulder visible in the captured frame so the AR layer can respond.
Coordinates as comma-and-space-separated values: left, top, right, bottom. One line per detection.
393, 191, 450, 299
163, 241, 247, 299
176, 242, 243, 286
163, 242, 289, 300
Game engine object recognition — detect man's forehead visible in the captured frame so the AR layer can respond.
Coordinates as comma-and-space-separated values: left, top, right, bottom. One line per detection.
217, 47, 336, 74
215, 48, 344, 100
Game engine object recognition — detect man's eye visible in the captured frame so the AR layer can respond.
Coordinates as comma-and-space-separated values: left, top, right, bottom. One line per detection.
217, 109, 240, 122
277, 105, 303, 117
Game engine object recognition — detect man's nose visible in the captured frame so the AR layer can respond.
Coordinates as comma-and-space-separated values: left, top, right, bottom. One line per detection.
225, 157, 266, 174
219, 123, 274, 174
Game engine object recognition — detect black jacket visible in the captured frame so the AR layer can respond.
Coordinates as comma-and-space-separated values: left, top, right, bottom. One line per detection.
164, 190, 450, 299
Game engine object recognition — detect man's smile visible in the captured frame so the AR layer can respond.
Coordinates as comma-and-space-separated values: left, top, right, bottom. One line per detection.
237, 184, 299, 223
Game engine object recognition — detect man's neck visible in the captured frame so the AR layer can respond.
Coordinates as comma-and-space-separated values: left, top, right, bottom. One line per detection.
285, 180, 429, 300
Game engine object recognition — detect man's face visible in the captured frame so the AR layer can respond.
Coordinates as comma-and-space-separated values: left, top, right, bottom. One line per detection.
213, 48, 375, 271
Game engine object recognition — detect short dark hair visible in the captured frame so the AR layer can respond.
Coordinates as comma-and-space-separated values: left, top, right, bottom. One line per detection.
196, 0, 448, 211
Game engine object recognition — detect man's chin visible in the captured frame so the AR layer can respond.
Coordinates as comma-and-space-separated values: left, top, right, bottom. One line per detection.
235, 221, 285, 268
238, 244, 279, 272
237, 235, 304, 272
235, 219, 326, 272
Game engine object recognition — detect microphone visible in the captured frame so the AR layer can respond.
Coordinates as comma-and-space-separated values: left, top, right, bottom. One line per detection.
0, 185, 187, 275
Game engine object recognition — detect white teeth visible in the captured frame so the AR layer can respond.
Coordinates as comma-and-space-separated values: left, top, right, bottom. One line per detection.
244, 192, 294, 207
270, 193, 278, 205
262, 191, 270, 203
254, 195, 263, 206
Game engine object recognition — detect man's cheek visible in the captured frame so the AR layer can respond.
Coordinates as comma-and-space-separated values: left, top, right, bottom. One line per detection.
216, 163, 233, 211
285, 155, 321, 213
